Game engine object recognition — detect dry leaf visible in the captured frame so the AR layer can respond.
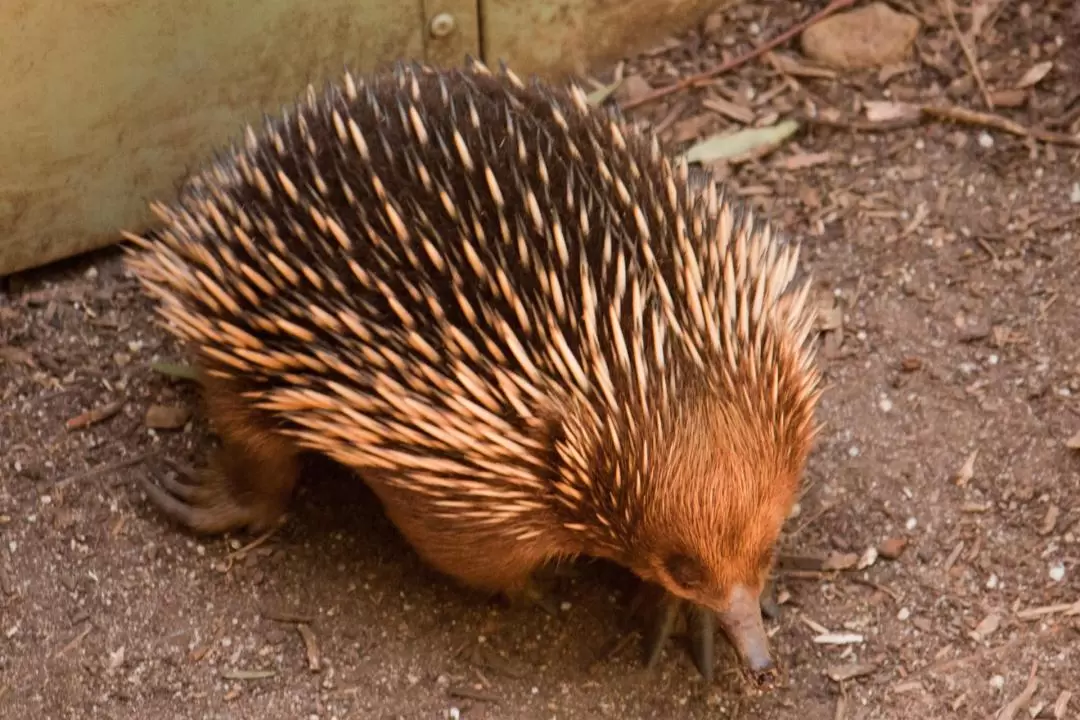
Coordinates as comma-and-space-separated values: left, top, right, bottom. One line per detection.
681, 120, 799, 164
864, 100, 920, 123
954, 450, 978, 486
1015, 61, 1053, 89
586, 79, 621, 106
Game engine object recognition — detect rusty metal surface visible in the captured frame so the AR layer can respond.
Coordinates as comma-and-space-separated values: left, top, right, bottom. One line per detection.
0, 0, 426, 277
480, 0, 727, 79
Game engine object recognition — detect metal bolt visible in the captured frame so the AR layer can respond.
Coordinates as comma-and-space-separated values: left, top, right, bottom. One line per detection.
430, 12, 456, 38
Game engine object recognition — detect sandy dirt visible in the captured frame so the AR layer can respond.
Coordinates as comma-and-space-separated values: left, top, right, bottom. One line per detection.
2, 1, 1079, 718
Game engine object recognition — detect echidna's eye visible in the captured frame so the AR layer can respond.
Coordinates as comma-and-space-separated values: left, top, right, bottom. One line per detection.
664, 553, 706, 589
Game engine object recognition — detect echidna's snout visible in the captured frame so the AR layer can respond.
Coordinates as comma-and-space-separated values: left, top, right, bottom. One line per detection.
715, 584, 778, 685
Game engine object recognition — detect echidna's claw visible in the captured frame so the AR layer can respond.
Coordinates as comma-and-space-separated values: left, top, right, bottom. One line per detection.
638, 589, 715, 682
641, 588, 680, 670
686, 603, 716, 683
636, 580, 782, 685
141, 463, 255, 535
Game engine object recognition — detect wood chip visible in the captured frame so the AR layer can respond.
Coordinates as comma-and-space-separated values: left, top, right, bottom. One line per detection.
953, 450, 977, 486
781, 151, 835, 170
1039, 505, 1060, 536
1065, 430, 1080, 450
813, 632, 864, 645
822, 551, 859, 571
864, 100, 920, 123
701, 96, 755, 124
826, 662, 877, 682
220, 668, 277, 681
296, 623, 320, 672
968, 613, 1000, 642
1052, 690, 1072, 719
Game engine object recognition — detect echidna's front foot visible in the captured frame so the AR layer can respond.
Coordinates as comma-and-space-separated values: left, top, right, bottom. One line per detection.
499, 574, 562, 618
635, 581, 780, 686
141, 459, 286, 535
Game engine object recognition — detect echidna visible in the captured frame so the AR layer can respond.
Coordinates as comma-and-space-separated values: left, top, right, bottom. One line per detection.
125, 58, 822, 684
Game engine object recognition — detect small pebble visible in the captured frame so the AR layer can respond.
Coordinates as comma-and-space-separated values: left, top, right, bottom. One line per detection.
897, 607, 910, 621
1049, 562, 1065, 582
977, 132, 994, 148
878, 536, 908, 560
1071, 182, 1080, 204
990, 675, 1005, 690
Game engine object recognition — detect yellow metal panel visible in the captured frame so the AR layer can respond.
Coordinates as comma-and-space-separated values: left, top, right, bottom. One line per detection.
423, 0, 482, 69
480, 0, 724, 79
0, 0, 427, 277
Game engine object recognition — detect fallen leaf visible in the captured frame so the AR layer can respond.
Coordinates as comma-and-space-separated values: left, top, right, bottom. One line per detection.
954, 450, 978, 486
1015, 61, 1053, 89
586, 79, 622, 106
680, 120, 799, 164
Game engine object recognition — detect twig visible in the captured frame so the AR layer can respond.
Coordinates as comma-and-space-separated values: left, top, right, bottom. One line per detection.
920, 104, 1080, 147
53, 450, 156, 490
622, 0, 857, 111
996, 661, 1039, 720
939, 0, 993, 109
65, 400, 125, 430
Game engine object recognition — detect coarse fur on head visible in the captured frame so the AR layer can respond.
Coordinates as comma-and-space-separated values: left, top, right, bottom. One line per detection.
124, 58, 821, 663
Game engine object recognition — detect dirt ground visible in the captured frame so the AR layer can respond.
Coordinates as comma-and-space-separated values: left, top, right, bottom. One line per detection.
2, 1, 1079, 718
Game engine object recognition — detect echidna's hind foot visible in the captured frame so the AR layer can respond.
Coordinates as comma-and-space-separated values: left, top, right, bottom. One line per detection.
141, 374, 301, 536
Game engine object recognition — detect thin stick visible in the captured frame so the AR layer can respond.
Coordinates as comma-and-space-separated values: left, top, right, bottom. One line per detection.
939, 0, 993, 109
920, 103, 1080, 147
622, 0, 857, 111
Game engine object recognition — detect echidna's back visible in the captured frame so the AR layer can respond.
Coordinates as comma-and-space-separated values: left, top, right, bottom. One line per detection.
135, 62, 686, 406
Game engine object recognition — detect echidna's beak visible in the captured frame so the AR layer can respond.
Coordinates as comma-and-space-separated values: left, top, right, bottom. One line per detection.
715, 584, 778, 685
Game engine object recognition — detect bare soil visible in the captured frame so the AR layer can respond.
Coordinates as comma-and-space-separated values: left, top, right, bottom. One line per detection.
2, 2, 1079, 718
